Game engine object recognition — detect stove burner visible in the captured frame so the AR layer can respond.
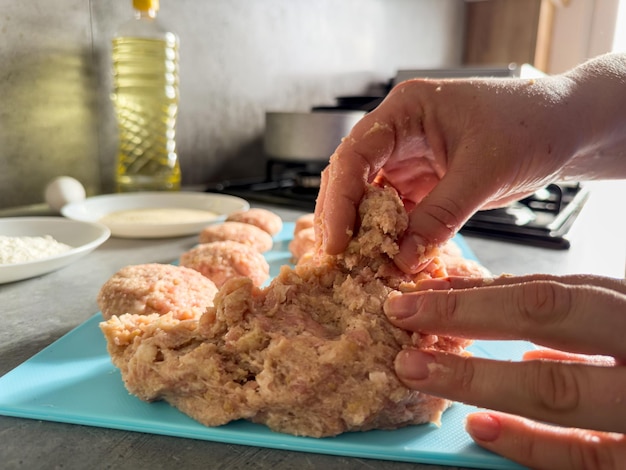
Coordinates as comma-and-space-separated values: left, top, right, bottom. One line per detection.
295, 172, 322, 189
205, 159, 324, 210
205, 161, 589, 249
460, 183, 590, 249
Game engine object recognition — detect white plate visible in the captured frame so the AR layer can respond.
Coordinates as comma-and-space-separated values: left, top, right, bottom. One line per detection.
0, 217, 111, 284
61, 192, 250, 238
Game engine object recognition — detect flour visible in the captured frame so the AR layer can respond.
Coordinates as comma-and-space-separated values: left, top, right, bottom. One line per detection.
0, 235, 72, 264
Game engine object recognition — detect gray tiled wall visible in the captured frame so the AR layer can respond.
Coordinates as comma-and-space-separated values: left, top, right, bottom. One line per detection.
0, 0, 464, 209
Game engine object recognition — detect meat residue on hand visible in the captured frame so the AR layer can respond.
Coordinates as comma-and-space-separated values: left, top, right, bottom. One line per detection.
99, 184, 478, 438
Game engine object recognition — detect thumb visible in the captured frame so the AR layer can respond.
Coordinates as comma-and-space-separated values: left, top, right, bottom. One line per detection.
394, 167, 492, 273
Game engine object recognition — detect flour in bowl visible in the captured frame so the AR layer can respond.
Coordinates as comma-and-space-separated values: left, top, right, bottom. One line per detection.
0, 235, 72, 264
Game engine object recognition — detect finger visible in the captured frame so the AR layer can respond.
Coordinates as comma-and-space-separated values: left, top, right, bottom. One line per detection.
411, 273, 626, 295
394, 164, 498, 273
317, 149, 367, 256
466, 412, 626, 470
317, 114, 396, 255
318, 80, 447, 256
314, 167, 331, 250
385, 278, 626, 360
378, 164, 440, 207
523, 348, 617, 366
395, 349, 626, 433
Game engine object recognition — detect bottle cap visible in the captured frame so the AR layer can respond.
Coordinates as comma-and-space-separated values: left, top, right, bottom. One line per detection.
133, 0, 159, 11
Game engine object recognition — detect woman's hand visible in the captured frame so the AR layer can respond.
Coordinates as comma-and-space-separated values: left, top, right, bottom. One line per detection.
384, 274, 626, 470
315, 54, 626, 275
315, 75, 580, 273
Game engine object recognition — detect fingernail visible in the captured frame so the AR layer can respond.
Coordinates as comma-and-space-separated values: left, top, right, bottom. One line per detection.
396, 234, 433, 274
466, 413, 501, 442
384, 293, 423, 320
395, 349, 435, 381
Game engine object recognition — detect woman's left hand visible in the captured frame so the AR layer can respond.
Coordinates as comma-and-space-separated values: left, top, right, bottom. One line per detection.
384, 273, 626, 470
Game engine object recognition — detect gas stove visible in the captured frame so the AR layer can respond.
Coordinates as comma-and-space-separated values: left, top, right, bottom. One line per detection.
459, 182, 590, 249
205, 159, 325, 211
205, 160, 589, 249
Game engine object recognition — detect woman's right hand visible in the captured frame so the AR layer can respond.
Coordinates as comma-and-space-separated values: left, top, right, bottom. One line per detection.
316, 74, 578, 272
315, 54, 626, 274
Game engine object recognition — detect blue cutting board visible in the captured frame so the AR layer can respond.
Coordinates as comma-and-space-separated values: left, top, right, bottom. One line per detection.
0, 223, 528, 470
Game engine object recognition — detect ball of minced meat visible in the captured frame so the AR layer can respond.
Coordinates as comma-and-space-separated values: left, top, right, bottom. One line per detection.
439, 240, 492, 277
97, 263, 219, 320
289, 226, 316, 262
226, 208, 283, 236
293, 213, 314, 235
180, 240, 270, 288
199, 221, 273, 253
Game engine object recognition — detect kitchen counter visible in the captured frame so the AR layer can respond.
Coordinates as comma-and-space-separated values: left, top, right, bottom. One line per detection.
1, 181, 624, 470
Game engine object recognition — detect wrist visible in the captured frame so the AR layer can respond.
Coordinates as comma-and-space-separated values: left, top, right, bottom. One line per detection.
558, 54, 626, 180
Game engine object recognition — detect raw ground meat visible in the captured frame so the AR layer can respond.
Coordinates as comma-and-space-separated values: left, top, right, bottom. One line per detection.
440, 240, 491, 277
100, 184, 476, 438
97, 264, 218, 321
227, 208, 283, 236
288, 226, 315, 262
289, 213, 317, 263
179, 240, 270, 288
199, 221, 273, 253
293, 213, 314, 235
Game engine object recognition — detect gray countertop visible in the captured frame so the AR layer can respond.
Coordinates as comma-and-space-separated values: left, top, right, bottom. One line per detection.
1, 181, 624, 470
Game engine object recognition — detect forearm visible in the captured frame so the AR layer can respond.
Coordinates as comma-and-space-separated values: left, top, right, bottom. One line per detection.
558, 53, 626, 180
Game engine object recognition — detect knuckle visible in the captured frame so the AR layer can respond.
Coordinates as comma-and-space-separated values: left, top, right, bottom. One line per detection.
391, 79, 416, 96
568, 432, 619, 470
529, 361, 581, 414
516, 281, 572, 329
438, 290, 459, 323
419, 198, 462, 239
515, 430, 540, 467
452, 355, 476, 393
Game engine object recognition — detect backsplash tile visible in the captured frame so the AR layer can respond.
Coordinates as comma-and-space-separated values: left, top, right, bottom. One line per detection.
0, 1, 100, 208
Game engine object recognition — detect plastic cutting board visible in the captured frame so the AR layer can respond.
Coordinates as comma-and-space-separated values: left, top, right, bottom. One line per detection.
0, 223, 528, 470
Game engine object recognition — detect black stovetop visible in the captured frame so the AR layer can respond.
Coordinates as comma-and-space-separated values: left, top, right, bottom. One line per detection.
459, 183, 589, 249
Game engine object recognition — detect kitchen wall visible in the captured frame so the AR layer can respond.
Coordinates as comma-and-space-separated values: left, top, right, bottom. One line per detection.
0, 0, 464, 209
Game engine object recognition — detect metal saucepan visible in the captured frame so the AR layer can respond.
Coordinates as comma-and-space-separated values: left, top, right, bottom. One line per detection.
264, 110, 366, 162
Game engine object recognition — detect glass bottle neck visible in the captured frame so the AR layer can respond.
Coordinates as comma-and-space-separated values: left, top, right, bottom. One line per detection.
135, 9, 157, 20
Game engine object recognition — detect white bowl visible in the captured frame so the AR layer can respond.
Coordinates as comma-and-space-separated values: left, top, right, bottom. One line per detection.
0, 217, 110, 284
61, 192, 250, 238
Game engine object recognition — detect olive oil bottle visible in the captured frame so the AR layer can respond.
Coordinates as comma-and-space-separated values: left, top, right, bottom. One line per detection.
112, 0, 181, 192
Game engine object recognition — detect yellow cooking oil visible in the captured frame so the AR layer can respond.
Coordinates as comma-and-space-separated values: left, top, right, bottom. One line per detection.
111, 1, 180, 192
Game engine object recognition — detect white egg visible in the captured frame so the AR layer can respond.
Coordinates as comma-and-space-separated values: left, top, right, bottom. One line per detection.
44, 176, 86, 212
